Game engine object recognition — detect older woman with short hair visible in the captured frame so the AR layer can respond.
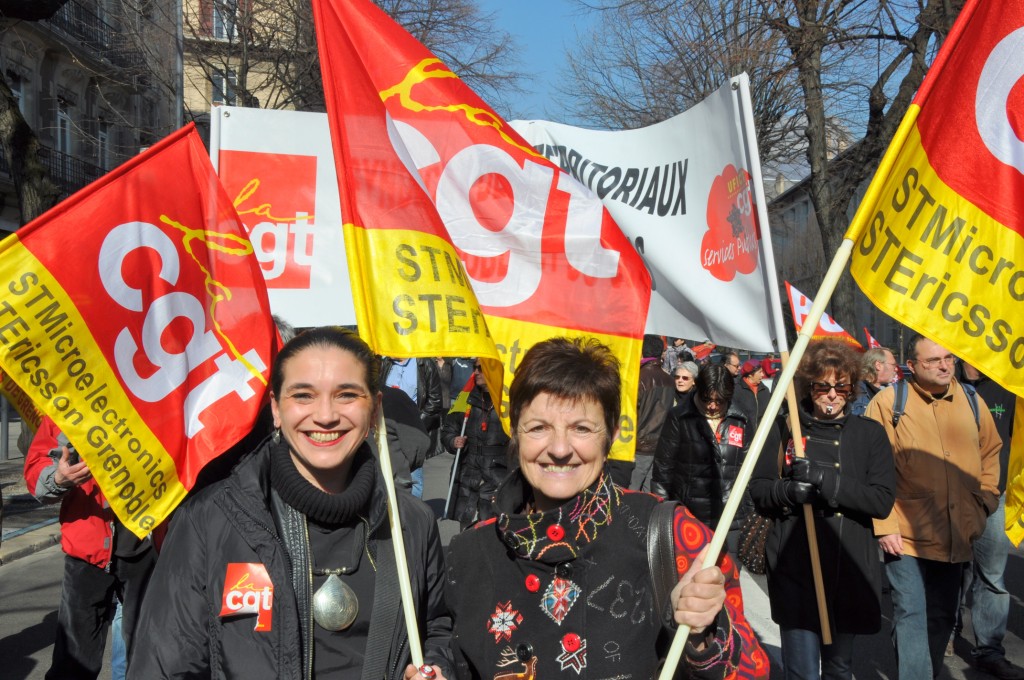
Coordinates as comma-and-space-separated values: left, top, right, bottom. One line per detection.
673, 360, 699, 406
445, 337, 768, 679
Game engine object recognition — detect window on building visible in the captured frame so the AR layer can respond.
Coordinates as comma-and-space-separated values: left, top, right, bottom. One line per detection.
211, 69, 237, 106
8, 74, 24, 115
212, 0, 238, 40
55, 105, 72, 154
97, 122, 111, 170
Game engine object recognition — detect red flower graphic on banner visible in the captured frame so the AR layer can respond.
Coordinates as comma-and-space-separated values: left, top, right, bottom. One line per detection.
701, 165, 759, 281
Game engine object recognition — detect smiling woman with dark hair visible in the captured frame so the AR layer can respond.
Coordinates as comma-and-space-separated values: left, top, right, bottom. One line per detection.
130, 327, 452, 680
749, 339, 896, 680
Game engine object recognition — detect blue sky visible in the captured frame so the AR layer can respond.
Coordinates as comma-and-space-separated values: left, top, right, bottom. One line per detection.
478, 0, 595, 122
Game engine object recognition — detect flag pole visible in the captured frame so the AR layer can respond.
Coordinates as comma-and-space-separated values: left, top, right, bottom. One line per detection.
443, 411, 471, 518
375, 408, 425, 668
780, 371, 832, 643
736, 73, 832, 641
658, 238, 856, 678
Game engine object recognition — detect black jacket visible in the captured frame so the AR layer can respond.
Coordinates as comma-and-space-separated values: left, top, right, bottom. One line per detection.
129, 439, 452, 680
748, 405, 895, 634
650, 395, 754, 532
732, 378, 771, 431
380, 358, 444, 434
445, 471, 756, 680
441, 387, 510, 525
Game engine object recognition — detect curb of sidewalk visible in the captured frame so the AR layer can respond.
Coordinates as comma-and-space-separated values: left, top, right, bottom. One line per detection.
0, 519, 61, 566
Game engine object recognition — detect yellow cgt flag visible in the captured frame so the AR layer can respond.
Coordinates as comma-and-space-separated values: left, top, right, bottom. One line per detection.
311, 0, 651, 461
843, 0, 1024, 543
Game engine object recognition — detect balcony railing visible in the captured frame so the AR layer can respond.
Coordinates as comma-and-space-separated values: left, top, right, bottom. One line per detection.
44, 0, 145, 71
37, 146, 104, 199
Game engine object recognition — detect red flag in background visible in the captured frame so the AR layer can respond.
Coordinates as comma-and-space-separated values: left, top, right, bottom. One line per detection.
0, 125, 275, 536
312, 0, 651, 461
863, 327, 882, 349
785, 282, 862, 349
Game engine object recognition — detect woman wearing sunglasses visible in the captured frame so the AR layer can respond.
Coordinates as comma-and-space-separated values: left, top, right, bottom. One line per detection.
749, 339, 896, 680
672, 361, 700, 406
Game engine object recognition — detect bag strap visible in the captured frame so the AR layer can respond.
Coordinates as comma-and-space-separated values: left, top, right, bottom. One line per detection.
647, 500, 679, 628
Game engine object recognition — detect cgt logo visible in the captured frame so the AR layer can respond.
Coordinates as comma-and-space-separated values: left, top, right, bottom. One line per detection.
97, 219, 268, 437
701, 165, 759, 282
220, 563, 274, 631
221, 150, 318, 289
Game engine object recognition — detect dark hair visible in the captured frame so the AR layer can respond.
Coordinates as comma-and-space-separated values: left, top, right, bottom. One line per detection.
270, 327, 379, 398
905, 333, 930, 361
641, 334, 664, 359
695, 363, 734, 404
509, 337, 621, 446
721, 351, 740, 366
796, 339, 861, 399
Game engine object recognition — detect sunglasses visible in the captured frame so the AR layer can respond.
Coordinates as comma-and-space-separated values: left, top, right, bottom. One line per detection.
473, 364, 483, 372
810, 381, 853, 397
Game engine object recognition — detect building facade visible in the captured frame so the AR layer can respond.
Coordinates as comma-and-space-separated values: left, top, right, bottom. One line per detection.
0, 0, 178, 233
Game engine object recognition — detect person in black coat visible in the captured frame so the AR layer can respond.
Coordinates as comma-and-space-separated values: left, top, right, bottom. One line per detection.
749, 339, 895, 680
441, 361, 510, 529
651, 363, 754, 557
733, 359, 771, 430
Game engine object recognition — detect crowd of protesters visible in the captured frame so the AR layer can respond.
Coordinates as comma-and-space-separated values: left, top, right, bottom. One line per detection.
21, 330, 1022, 680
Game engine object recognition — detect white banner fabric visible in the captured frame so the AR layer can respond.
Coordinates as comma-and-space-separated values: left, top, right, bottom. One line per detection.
210, 107, 356, 327
511, 78, 777, 352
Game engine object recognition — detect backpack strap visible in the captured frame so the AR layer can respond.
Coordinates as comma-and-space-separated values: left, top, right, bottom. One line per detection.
892, 380, 908, 429
647, 501, 679, 628
961, 382, 980, 428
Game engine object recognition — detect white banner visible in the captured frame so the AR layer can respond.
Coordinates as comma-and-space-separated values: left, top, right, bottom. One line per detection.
210, 107, 355, 327
511, 77, 779, 352
208, 77, 781, 348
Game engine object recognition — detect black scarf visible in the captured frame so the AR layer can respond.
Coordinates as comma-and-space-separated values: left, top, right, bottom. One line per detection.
269, 438, 375, 526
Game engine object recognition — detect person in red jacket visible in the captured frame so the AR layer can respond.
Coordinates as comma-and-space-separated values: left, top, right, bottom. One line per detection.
24, 416, 156, 680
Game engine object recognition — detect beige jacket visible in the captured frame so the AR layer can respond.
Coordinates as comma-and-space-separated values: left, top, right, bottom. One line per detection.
866, 378, 1001, 563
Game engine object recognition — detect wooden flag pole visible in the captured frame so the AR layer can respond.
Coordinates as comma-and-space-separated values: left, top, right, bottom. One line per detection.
658, 239, 855, 678
780, 350, 832, 644
374, 408, 425, 668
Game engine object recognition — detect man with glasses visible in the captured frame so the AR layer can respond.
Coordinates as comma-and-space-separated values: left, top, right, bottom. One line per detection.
721, 352, 742, 377
851, 346, 899, 415
865, 334, 1002, 680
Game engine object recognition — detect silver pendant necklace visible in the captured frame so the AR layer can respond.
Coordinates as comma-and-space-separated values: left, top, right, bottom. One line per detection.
310, 518, 366, 631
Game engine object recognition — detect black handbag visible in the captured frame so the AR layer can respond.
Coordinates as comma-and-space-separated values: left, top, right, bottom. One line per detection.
736, 510, 772, 575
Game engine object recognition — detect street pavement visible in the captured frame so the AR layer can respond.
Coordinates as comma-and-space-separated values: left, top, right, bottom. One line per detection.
2, 441, 1023, 679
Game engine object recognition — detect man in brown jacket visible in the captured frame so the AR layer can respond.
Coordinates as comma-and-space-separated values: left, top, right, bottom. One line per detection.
629, 334, 675, 491
866, 334, 1002, 680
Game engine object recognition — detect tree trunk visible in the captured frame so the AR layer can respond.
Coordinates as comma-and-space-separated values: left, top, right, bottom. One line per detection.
0, 79, 60, 225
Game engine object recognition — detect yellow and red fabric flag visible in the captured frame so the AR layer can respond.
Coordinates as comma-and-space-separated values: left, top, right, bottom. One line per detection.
312, 0, 651, 461
843, 0, 1024, 542
0, 369, 42, 433
0, 125, 275, 537
785, 282, 862, 348
448, 373, 476, 416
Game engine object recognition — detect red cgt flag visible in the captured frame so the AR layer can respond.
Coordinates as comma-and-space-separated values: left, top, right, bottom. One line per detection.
785, 281, 862, 349
311, 0, 651, 461
0, 125, 275, 536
